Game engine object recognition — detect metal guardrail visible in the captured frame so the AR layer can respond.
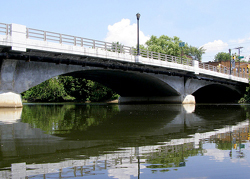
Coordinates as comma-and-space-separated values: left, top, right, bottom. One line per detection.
0, 23, 248, 79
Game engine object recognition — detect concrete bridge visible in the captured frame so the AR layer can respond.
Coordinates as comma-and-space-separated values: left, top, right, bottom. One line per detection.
0, 23, 248, 107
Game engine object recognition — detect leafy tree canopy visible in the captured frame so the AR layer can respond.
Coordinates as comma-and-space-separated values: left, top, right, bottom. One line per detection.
141, 35, 206, 61
22, 77, 69, 102
109, 42, 124, 53
214, 52, 230, 62
22, 76, 119, 102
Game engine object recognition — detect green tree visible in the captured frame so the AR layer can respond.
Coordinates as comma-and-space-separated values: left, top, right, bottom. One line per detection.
22, 76, 119, 102
85, 80, 118, 102
186, 46, 206, 62
239, 85, 250, 103
58, 76, 88, 101
214, 52, 230, 62
142, 35, 205, 61
22, 77, 69, 102
145, 35, 181, 56
109, 42, 124, 53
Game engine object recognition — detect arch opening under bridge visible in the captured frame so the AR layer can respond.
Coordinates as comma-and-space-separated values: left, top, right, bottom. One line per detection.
193, 84, 242, 103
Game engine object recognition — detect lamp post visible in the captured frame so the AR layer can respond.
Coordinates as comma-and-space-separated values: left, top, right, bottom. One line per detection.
136, 13, 140, 56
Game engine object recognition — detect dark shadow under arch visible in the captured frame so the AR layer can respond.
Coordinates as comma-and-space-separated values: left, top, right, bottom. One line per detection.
64, 69, 180, 97
193, 84, 242, 103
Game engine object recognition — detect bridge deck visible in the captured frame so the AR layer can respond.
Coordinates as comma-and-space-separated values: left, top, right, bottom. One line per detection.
0, 23, 248, 84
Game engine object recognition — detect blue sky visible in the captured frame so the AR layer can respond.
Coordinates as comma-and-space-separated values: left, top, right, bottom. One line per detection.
1, 0, 250, 62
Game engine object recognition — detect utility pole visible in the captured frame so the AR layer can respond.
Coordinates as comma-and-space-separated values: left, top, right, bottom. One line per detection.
235, 47, 243, 77
229, 49, 231, 75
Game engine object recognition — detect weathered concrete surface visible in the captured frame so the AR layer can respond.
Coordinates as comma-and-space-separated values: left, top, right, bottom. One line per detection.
0, 59, 245, 107
0, 59, 84, 107
0, 59, 84, 94
0, 92, 22, 108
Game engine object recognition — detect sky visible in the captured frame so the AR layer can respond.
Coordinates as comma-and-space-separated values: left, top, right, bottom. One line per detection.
1, 0, 250, 62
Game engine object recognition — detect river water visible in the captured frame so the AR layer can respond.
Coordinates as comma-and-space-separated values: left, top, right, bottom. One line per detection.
0, 103, 250, 179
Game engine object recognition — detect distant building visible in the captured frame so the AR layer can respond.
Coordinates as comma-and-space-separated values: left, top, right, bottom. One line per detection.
204, 61, 250, 75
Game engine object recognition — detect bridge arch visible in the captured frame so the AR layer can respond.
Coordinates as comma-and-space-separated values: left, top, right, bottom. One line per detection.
192, 84, 242, 103
0, 59, 84, 94
65, 69, 180, 98
0, 59, 183, 106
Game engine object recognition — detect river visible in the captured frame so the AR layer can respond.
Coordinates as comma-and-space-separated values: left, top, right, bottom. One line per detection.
0, 103, 249, 179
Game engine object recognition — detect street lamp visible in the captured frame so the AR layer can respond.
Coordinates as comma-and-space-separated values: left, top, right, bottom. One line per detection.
136, 13, 140, 56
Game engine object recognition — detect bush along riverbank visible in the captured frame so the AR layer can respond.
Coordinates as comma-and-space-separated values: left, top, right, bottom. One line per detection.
21, 76, 119, 103
239, 85, 250, 103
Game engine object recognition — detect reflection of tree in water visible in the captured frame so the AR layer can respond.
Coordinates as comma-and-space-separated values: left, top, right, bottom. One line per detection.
21, 104, 119, 134
21, 105, 70, 133
58, 105, 119, 133
12, 104, 250, 174
145, 143, 203, 170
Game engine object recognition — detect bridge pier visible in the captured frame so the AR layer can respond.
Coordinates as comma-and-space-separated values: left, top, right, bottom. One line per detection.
0, 58, 83, 108
0, 92, 22, 108
182, 95, 196, 104
0, 59, 22, 107
119, 94, 195, 104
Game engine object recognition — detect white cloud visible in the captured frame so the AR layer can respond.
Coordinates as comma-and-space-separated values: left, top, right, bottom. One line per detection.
108, 163, 146, 179
204, 149, 228, 162
201, 40, 228, 53
105, 19, 150, 47
201, 38, 250, 62
200, 40, 229, 62
229, 37, 250, 44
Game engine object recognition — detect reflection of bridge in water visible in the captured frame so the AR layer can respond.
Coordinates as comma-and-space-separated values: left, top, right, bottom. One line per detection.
1, 121, 249, 178
0, 105, 249, 178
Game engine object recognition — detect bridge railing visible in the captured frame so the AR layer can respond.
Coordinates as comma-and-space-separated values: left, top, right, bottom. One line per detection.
139, 49, 192, 66
25, 27, 193, 66
0, 23, 198, 68
26, 27, 136, 54
0, 23, 10, 36
199, 63, 249, 79
0, 23, 248, 79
